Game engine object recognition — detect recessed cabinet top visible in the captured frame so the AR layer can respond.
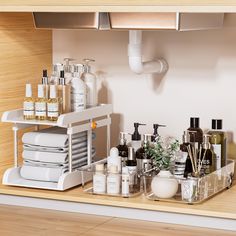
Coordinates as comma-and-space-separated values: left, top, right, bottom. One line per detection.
1, 0, 236, 13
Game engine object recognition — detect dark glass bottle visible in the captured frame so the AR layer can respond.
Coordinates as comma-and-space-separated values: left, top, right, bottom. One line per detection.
199, 134, 216, 176
116, 132, 129, 165
187, 117, 203, 149
208, 119, 227, 169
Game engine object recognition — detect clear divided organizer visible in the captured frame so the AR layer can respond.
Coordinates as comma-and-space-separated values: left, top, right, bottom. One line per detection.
79, 159, 141, 198
144, 159, 235, 204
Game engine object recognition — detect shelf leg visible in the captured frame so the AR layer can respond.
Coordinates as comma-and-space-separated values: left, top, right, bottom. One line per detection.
13, 126, 18, 168
107, 114, 111, 156
87, 120, 92, 165
68, 125, 73, 173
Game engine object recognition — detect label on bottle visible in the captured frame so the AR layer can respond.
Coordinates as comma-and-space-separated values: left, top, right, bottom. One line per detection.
35, 102, 46, 117
93, 174, 106, 194
126, 166, 137, 185
107, 175, 120, 194
47, 103, 59, 117
71, 92, 86, 111
23, 101, 34, 116
122, 174, 130, 195
212, 144, 221, 169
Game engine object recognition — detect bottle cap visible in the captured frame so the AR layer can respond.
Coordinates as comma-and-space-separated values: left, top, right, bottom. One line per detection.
59, 71, 66, 85
42, 69, 49, 85
83, 58, 95, 73
202, 134, 211, 149
119, 132, 129, 145
143, 134, 152, 144
128, 147, 136, 161
95, 164, 104, 172
190, 117, 200, 128
43, 69, 47, 77
132, 122, 146, 141
109, 165, 118, 174
63, 58, 75, 73
110, 147, 119, 157
25, 84, 32, 97
38, 84, 45, 98
182, 130, 190, 143
50, 85, 57, 99
212, 119, 222, 130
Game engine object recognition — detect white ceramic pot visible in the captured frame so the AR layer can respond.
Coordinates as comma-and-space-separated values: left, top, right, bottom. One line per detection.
151, 170, 178, 199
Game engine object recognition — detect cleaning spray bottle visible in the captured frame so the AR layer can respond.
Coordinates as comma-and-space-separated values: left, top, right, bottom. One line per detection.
81, 59, 97, 108
131, 123, 146, 152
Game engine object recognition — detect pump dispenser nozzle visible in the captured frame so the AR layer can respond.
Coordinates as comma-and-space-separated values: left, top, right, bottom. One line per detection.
119, 132, 130, 145
132, 123, 146, 141
63, 58, 75, 73
151, 124, 166, 142
83, 58, 95, 73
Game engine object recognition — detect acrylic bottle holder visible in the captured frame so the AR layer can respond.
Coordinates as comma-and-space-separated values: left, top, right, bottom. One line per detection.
144, 159, 235, 204
79, 159, 141, 198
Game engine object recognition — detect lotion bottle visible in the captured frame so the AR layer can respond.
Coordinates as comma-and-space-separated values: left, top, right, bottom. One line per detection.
58, 70, 71, 114
71, 64, 86, 112
81, 59, 97, 108
107, 165, 120, 195
35, 84, 47, 120
47, 85, 59, 121
93, 163, 106, 194
23, 83, 35, 120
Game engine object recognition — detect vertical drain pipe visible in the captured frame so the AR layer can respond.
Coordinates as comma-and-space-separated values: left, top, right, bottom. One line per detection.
128, 30, 168, 74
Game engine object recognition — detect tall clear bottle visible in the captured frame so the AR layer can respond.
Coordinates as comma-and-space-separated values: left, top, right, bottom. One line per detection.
208, 119, 227, 169
81, 59, 97, 108
42, 69, 49, 99
23, 84, 35, 120
35, 84, 47, 120
47, 85, 59, 121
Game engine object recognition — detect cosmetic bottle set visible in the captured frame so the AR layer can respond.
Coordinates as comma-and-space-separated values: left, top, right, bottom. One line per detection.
23, 58, 98, 120
93, 147, 140, 196
176, 117, 227, 179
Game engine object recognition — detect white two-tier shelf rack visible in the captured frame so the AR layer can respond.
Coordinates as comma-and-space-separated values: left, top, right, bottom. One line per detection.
1, 104, 112, 191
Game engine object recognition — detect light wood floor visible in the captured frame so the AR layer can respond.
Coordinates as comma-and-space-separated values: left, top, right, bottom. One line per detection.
0, 205, 235, 236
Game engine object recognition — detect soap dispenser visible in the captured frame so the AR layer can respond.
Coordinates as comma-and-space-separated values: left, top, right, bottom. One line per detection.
71, 64, 86, 112
136, 134, 153, 173
63, 58, 74, 84
131, 123, 146, 152
81, 59, 97, 108
116, 132, 129, 166
151, 124, 166, 143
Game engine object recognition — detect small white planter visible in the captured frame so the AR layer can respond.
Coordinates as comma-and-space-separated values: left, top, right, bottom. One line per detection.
151, 170, 178, 199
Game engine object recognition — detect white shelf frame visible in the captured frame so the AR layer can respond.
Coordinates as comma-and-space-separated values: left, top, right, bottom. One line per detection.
1, 104, 113, 191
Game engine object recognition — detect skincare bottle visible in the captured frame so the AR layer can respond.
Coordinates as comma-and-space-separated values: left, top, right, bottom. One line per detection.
131, 123, 146, 152
151, 124, 166, 143
125, 147, 137, 193
107, 147, 122, 173
208, 119, 227, 169
71, 64, 86, 112
121, 167, 130, 196
199, 134, 216, 176
107, 165, 120, 195
35, 84, 47, 120
58, 70, 71, 114
47, 85, 59, 121
42, 69, 49, 99
187, 117, 203, 149
81, 59, 97, 108
23, 83, 35, 120
116, 132, 129, 166
93, 163, 106, 194
136, 134, 152, 173
63, 58, 74, 84
50, 63, 62, 85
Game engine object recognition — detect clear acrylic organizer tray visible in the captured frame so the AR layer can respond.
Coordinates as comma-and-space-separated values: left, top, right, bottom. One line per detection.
78, 159, 142, 198
144, 159, 235, 204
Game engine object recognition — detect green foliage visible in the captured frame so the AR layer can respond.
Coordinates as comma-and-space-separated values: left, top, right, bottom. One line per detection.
147, 137, 179, 170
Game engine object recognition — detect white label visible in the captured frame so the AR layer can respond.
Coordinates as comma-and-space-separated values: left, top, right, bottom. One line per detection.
127, 166, 137, 185
122, 174, 130, 195
107, 175, 120, 194
212, 144, 221, 169
93, 174, 106, 194
47, 103, 59, 117
71, 92, 86, 112
23, 101, 34, 116
35, 102, 46, 117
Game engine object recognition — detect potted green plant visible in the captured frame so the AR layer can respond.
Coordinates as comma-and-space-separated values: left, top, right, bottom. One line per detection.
148, 136, 180, 199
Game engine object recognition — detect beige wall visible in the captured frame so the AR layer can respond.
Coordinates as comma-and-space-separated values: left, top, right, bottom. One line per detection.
0, 13, 52, 164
